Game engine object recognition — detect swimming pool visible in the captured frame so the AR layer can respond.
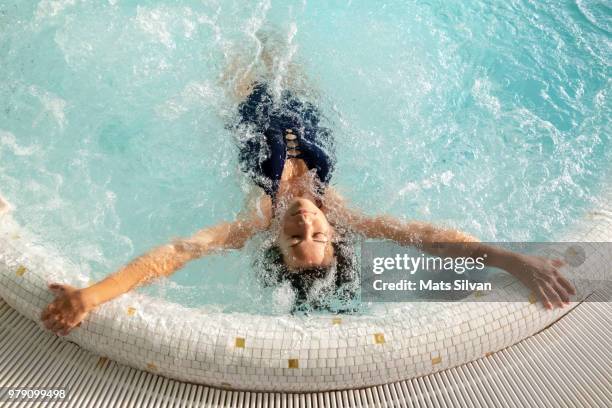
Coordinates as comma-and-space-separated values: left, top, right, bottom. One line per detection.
1, 0, 610, 392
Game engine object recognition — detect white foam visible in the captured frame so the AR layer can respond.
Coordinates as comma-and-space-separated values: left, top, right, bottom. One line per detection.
472, 77, 501, 116
398, 171, 455, 196
0, 130, 39, 156
155, 81, 216, 120
440, 170, 454, 186
35, 0, 78, 20
135, 6, 176, 49
28, 86, 68, 130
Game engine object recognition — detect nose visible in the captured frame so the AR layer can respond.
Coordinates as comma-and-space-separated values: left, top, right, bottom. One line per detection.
296, 215, 314, 233
297, 214, 313, 225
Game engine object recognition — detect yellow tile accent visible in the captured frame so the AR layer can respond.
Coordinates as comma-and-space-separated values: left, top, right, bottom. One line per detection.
288, 359, 299, 369
528, 293, 537, 304
127, 307, 136, 316
374, 333, 385, 344
332, 317, 342, 325
147, 362, 157, 371
235, 337, 245, 348
474, 291, 485, 298
220, 382, 232, 389
96, 356, 108, 368
485, 352, 493, 357
432, 356, 442, 365
15, 265, 27, 276
11, 233, 20, 240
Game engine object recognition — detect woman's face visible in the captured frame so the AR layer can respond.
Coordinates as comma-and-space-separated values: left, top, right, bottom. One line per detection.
277, 197, 335, 269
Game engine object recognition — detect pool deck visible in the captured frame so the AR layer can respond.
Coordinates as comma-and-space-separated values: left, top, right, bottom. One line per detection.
1, 292, 610, 407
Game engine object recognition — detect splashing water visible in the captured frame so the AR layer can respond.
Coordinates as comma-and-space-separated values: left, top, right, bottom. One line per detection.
0, 0, 610, 313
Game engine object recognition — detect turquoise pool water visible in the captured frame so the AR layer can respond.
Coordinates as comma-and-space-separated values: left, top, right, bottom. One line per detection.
0, 1, 610, 313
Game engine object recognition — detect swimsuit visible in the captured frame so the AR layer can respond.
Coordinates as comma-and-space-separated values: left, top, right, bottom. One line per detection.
235, 82, 335, 202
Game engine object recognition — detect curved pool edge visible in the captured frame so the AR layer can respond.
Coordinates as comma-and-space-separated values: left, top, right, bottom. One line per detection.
1, 289, 610, 406
0, 187, 610, 392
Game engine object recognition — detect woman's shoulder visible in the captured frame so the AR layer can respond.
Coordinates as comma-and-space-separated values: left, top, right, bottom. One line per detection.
240, 189, 273, 231
321, 187, 355, 224
321, 185, 344, 206
321, 187, 376, 240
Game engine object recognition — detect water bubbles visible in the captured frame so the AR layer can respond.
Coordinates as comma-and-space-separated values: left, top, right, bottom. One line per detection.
0, 0, 609, 314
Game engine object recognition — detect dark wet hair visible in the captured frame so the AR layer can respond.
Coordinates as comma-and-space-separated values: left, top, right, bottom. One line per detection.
254, 229, 360, 314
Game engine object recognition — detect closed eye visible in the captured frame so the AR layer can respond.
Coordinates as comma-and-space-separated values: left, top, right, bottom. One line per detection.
289, 233, 329, 247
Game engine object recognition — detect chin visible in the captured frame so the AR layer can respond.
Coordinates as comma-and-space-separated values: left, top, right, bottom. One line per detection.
291, 197, 317, 210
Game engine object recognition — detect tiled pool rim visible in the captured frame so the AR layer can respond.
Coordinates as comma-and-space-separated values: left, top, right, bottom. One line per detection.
0, 189, 610, 392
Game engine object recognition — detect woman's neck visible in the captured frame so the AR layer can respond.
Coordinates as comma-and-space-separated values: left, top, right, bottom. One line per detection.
277, 158, 319, 203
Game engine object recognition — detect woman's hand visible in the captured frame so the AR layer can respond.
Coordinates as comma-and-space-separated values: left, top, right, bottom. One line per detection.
504, 254, 577, 309
0, 194, 11, 215
40, 283, 93, 336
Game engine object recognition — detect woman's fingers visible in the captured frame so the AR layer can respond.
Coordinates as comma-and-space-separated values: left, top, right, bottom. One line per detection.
40, 303, 58, 321
45, 314, 62, 332
554, 283, 571, 304
42, 284, 63, 322
557, 276, 576, 295
41, 306, 71, 335
48, 282, 64, 292
48, 318, 64, 334
40, 307, 52, 321
543, 283, 564, 309
49, 286, 66, 297
41, 283, 85, 336
42, 317, 54, 330
41, 302, 61, 323
535, 286, 553, 310
58, 321, 74, 336
50, 316, 72, 335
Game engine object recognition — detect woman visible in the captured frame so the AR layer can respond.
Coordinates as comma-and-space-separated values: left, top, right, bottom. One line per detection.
41, 43, 576, 336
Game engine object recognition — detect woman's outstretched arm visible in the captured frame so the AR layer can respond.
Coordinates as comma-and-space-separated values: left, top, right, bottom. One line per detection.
41, 196, 271, 336
324, 188, 575, 309
84, 218, 264, 307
